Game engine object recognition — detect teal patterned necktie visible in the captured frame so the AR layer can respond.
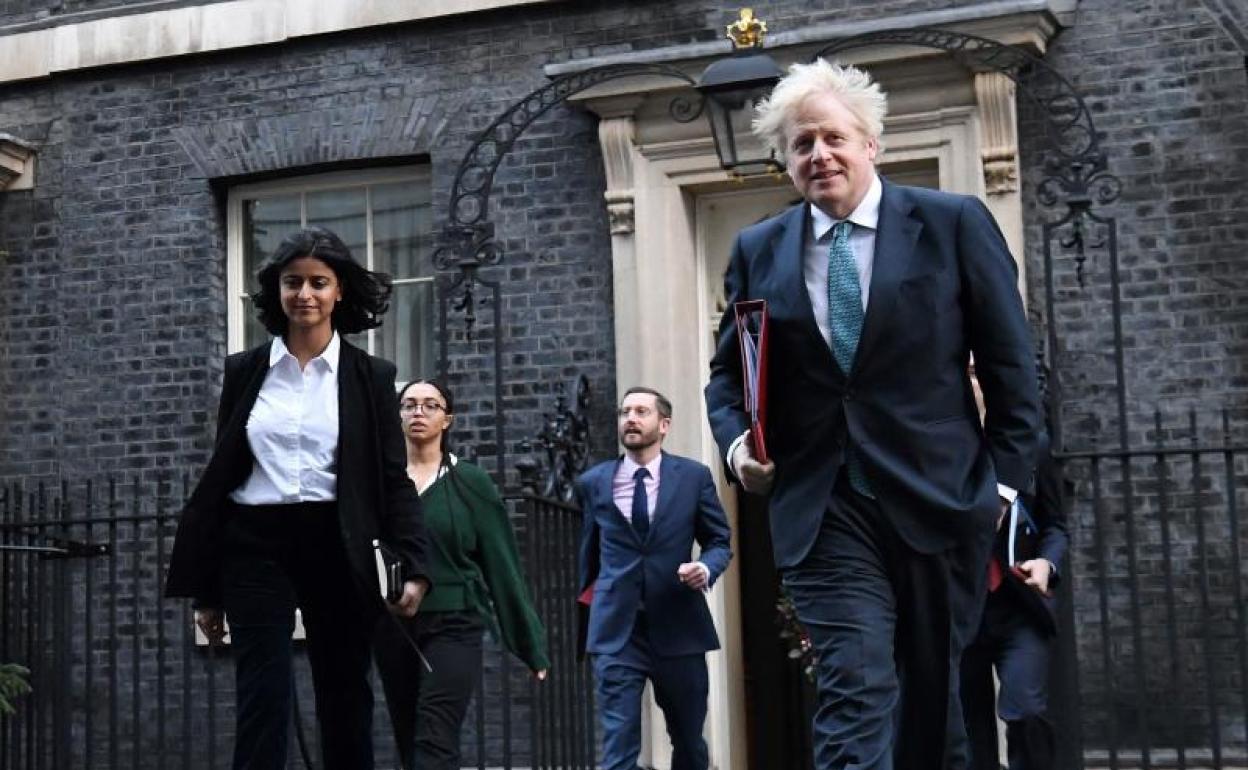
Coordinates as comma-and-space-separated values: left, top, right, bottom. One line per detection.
827, 221, 864, 373
826, 221, 873, 497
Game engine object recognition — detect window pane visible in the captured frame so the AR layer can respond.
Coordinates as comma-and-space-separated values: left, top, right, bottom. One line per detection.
372, 181, 432, 280
242, 195, 301, 349
381, 281, 436, 384
243, 195, 301, 292
241, 297, 270, 349
307, 187, 368, 262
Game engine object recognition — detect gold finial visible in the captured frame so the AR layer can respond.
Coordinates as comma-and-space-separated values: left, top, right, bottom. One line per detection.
726, 8, 767, 50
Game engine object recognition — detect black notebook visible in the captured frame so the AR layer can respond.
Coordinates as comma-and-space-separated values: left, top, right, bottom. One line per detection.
372, 539, 404, 604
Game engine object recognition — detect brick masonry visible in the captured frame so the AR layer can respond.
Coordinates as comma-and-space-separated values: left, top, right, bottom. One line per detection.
1, 0, 1248, 764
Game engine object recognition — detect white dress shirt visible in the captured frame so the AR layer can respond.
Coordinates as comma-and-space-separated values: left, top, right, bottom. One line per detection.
804, 174, 882, 346
230, 333, 341, 505
730, 174, 1016, 502
612, 453, 709, 588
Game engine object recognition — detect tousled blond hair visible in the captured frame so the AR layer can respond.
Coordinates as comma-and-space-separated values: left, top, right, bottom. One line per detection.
753, 59, 888, 162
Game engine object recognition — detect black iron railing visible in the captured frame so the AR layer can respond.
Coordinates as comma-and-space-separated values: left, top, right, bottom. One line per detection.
1055, 409, 1248, 769
0, 476, 595, 770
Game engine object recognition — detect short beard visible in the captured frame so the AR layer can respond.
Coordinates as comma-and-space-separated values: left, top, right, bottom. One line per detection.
621, 432, 657, 451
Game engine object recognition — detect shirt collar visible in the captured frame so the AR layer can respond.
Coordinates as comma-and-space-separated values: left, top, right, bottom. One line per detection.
269, 331, 341, 372
810, 173, 883, 241
620, 452, 662, 479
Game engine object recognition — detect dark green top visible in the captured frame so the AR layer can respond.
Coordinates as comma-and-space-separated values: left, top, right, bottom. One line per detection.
420, 459, 550, 672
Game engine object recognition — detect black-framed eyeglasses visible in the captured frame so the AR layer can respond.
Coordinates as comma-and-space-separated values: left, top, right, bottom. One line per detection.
400, 401, 447, 415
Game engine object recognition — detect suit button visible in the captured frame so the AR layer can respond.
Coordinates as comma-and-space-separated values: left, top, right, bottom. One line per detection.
844, 391, 855, 401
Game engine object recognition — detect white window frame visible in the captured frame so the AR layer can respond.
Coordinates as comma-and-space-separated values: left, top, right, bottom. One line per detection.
226, 165, 434, 357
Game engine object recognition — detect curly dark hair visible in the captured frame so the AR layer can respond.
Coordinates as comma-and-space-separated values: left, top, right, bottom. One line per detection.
251, 226, 392, 336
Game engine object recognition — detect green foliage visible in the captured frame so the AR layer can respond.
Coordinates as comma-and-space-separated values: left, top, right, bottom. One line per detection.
0, 663, 31, 715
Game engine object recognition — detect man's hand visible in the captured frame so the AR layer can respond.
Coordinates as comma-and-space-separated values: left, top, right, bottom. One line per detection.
1014, 559, 1053, 596
733, 437, 775, 495
677, 562, 710, 592
194, 608, 226, 645
390, 578, 428, 618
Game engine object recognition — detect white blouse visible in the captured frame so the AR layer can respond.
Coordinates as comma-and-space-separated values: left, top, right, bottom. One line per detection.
230, 333, 341, 505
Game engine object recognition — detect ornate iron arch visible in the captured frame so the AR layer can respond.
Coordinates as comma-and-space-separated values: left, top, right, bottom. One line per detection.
432, 63, 701, 492
433, 63, 701, 333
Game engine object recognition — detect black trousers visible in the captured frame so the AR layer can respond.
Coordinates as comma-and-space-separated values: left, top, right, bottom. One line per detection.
373, 610, 485, 770
960, 589, 1056, 770
221, 501, 376, 770
781, 476, 988, 770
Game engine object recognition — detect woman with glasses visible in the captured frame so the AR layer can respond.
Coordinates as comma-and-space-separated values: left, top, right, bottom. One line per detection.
165, 226, 431, 770
374, 379, 550, 770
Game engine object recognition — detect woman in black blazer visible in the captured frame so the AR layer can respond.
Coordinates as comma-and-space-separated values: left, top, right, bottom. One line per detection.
165, 227, 431, 770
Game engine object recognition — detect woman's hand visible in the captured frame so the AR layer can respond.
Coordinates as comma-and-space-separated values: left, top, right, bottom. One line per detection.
390, 578, 428, 618
194, 608, 226, 645
534, 669, 548, 681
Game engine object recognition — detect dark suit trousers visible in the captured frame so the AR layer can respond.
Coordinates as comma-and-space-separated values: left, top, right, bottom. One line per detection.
960, 589, 1055, 770
782, 475, 986, 770
373, 610, 485, 770
222, 502, 375, 770
592, 613, 710, 770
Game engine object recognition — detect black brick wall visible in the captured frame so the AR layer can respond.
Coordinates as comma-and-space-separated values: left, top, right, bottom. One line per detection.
1017, 0, 1248, 754
3, 0, 1248, 764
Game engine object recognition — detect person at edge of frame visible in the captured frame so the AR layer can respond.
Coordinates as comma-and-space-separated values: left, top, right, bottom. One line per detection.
960, 367, 1069, 770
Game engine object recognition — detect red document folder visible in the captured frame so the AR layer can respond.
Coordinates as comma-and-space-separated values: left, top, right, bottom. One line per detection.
734, 300, 770, 464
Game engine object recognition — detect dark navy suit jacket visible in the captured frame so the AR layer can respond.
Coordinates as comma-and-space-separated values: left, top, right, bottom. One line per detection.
995, 435, 1069, 634
705, 179, 1042, 567
575, 452, 733, 657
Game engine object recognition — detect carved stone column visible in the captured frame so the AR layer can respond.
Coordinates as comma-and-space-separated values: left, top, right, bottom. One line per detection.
974, 72, 1026, 295
595, 97, 643, 235
975, 71, 1018, 194
586, 96, 646, 399
0, 134, 35, 191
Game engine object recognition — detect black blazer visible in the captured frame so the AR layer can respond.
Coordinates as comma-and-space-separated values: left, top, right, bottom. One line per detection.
706, 180, 1042, 567
165, 338, 430, 610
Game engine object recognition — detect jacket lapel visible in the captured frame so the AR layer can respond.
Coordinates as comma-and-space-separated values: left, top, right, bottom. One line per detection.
649, 452, 680, 543
336, 340, 368, 490
856, 181, 921, 369
771, 204, 839, 373
212, 343, 271, 476
598, 458, 641, 545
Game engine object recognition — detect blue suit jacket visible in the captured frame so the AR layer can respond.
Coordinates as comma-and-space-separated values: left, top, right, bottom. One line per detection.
575, 452, 733, 657
705, 180, 1041, 567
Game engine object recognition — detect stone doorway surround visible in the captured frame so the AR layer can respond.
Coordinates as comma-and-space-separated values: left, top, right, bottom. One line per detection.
553, 2, 1075, 768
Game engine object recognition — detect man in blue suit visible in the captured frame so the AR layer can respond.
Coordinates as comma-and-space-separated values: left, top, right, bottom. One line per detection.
704, 60, 1041, 769
577, 386, 733, 770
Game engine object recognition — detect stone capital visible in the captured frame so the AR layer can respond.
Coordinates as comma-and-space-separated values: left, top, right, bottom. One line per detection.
0, 134, 36, 191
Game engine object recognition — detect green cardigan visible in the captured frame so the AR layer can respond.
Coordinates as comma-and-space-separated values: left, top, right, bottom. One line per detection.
419, 459, 550, 672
